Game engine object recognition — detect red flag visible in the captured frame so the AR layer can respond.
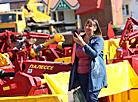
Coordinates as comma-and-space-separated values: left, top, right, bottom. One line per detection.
107, 23, 115, 39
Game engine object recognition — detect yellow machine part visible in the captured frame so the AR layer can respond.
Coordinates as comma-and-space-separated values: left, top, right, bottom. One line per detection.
103, 38, 132, 63
43, 72, 70, 95
58, 42, 63, 50
103, 38, 120, 60
22, 0, 52, 23
49, 25, 54, 32
16, 12, 27, 33
0, 23, 17, 31
30, 33, 65, 58
0, 60, 138, 101
44, 60, 138, 99
54, 57, 71, 63
30, 48, 37, 58
0, 53, 10, 67
29, 3, 51, 22
0, 94, 68, 102
106, 89, 138, 102
0, 11, 26, 33
43, 33, 65, 47
99, 60, 138, 98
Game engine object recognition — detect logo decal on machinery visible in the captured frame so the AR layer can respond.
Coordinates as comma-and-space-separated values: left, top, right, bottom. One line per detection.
29, 64, 54, 70
3, 83, 17, 91
10, 83, 17, 89
3, 86, 10, 91
27, 69, 33, 73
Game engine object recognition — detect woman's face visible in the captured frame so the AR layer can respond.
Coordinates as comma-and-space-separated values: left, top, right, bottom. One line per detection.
84, 22, 96, 35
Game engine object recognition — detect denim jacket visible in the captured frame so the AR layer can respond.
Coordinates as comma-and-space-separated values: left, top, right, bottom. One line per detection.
68, 34, 107, 92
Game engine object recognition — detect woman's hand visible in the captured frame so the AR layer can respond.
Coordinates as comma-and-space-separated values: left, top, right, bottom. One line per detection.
73, 33, 86, 47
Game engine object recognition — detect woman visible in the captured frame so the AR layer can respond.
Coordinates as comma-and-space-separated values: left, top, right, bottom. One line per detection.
68, 18, 107, 102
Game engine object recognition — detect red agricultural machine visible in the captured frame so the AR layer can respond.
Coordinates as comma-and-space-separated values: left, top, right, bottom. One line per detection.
95, 14, 138, 102
0, 29, 75, 97
0, 0, 129, 101
111, 15, 138, 76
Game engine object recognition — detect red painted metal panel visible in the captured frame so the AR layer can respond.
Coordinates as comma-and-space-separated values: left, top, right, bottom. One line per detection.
132, 56, 138, 76
0, 72, 36, 96
23, 60, 71, 76
75, 0, 105, 15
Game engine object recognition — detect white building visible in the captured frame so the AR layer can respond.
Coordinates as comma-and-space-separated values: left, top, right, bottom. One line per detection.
123, 0, 138, 24
44, 0, 82, 30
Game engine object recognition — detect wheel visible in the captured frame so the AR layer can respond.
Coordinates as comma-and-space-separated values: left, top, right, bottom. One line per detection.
23, 27, 31, 33
51, 28, 59, 35
56, 27, 66, 33
43, 29, 50, 34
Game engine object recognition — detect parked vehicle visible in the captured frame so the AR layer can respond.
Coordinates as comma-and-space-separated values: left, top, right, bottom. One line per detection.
0, 0, 77, 34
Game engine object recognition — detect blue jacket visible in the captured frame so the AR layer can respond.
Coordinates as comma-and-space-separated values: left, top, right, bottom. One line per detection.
68, 34, 107, 92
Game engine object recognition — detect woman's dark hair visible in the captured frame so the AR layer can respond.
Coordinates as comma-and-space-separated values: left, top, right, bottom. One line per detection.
86, 18, 102, 36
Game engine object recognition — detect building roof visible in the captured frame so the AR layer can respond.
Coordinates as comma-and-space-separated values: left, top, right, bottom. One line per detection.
65, 0, 78, 7
0, 0, 79, 11
43, 0, 78, 10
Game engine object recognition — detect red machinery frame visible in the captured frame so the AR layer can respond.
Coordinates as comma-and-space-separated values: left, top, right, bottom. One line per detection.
112, 14, 138, 76
0, 30, 73, 96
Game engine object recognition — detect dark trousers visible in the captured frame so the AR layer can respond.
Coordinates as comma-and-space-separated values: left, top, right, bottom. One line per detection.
78, 73, 100, 102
